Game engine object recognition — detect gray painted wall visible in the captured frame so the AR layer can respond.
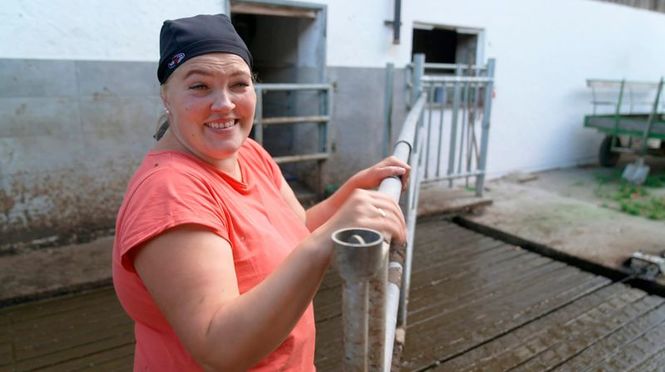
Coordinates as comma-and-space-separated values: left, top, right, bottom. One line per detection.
0, 58, 405, 252
0, 59, 161, 252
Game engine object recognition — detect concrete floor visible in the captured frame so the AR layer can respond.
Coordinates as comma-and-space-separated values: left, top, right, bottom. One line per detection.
459, 155, 665, 286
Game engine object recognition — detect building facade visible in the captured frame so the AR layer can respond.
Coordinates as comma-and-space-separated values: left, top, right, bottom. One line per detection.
1, 0, 664, 248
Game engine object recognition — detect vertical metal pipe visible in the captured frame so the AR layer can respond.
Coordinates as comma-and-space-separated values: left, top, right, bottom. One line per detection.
327, 86, 334, 155
411, 55, 425, 111
436, 83, 447, 178
255, 87, 264, 145
384, 63, 395, 157
447, 66, 463, 187
475, 59, 496, 197
333, 228, 387, 372
392, 0, 402, 44
457, 79, 470, 176
425, 83, 435, 179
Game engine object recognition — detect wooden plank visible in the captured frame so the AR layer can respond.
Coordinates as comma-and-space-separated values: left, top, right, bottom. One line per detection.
403, 270, 609, 370
588, 318, 665, 371
510, 294, 664, 371
435, 283, 631, 371
36, 343, 134, 372
557, 302, 665, 371
10, 330, 134, 371
0, 288, 115, 325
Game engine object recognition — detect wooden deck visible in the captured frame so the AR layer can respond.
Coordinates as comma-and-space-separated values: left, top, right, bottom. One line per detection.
2, 216, 665, 371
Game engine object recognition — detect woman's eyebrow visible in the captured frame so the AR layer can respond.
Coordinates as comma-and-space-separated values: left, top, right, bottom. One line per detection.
183, 68, 250, 80
183, 69, 213, 79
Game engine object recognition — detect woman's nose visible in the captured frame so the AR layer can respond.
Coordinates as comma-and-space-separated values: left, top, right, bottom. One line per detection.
211, 90, 235, 112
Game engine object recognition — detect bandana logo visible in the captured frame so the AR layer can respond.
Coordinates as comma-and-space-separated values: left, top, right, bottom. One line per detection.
167, 52, 186, 69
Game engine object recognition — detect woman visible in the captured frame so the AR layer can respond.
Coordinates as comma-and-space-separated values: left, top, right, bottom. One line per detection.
112, 13, 409, 371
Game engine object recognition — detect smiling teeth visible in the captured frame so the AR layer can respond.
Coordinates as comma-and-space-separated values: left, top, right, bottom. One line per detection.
207, 120, 236, 129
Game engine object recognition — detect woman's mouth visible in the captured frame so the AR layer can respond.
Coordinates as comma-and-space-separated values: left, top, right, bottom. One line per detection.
205, 119, 238, 129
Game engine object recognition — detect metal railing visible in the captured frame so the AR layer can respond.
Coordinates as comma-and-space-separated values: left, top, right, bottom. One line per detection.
332, 54, 496, 371
333, 91, 428, 371
253, 83, 333, 164
410, 56, 496, 196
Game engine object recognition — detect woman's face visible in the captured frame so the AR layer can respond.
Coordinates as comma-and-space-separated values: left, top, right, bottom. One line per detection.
161, 53, 256, 169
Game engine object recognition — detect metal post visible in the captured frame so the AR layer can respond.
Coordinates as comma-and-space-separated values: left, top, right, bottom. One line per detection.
333, 228, 387, 372
474, 59, 496, 197
611, 80, 626, 151
447, 65, 463, 187
639, 78, 664, 156
436, 83, 447, 178
411, 55, 425, 112
384, 63, 395, 157
255, 87, 264, 145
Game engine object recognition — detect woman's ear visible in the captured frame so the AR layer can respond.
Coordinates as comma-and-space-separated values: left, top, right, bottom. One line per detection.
160, 85, 170, 113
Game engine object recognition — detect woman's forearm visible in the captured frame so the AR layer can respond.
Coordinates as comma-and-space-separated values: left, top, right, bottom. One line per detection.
195, 230, 332, 370
305, 176, 359, 231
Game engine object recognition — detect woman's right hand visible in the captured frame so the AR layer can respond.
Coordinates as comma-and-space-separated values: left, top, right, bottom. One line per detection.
319, 189, 407, 247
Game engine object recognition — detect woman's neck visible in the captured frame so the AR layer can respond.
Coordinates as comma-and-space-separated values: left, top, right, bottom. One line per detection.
154, 131, 243, 182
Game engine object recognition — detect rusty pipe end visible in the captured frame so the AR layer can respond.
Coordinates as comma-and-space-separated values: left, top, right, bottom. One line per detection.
332, 228, 386, 281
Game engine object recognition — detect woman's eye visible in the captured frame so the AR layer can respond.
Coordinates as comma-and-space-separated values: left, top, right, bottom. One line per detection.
233, 81, 250, 88
189, 83, 208, 90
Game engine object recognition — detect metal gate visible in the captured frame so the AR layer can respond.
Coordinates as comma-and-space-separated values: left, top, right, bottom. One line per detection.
407, 54, 496, 196
252, 83, 333, 194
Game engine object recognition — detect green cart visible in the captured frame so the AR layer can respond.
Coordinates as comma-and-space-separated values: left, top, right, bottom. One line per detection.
584, 79, 665, 167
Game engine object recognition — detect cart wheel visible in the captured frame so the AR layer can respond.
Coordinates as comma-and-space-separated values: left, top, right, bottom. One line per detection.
599, 135, 620, 167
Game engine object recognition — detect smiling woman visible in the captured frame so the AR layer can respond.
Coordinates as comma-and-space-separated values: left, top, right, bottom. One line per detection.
112, 13, 410, 372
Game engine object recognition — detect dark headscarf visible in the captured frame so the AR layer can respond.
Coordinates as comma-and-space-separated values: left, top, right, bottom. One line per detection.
157, 14, 253, 85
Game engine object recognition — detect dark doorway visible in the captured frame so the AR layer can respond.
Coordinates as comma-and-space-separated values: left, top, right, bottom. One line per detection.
412, 27, 478, 66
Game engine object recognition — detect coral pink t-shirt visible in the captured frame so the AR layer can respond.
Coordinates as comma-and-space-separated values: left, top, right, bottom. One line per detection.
112, 139, 315, 371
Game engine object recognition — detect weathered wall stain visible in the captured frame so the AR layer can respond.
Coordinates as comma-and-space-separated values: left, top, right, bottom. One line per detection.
0, 58, 162, 254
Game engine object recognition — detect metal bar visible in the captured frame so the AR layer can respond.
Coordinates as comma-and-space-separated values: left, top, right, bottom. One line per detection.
254, 115, 329, 125
436, 83, 447, 178
425, 83, 435, 179
411, 55, 425, 109
422, 170, 485, 183
273, 153, 328, 164
447, 65, 463, 187
392, 0, 401, 44
424, 62, 485, 70
333, 228, 387, 372
422, 76, 492, 83
384, 63, 395, 157
639, 78, 664, 156
469, 80, 483, 187
457, 79, 470, 177
326, 86, 333, 154
255, 87, 264, 145
319, 91, 327, 153
474, 59, 496, 197
611, 80, 626, 149
254, 83, 331, 91
398, 113, 426, 329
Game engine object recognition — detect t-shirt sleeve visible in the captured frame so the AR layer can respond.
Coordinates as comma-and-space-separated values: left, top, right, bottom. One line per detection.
117, 167, 229, 271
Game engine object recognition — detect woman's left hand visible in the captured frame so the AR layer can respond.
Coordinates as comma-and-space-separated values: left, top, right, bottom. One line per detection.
351, 156, 411, 192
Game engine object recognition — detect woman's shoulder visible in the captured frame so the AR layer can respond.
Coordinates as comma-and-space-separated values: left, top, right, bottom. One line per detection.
125, 151, 214, 202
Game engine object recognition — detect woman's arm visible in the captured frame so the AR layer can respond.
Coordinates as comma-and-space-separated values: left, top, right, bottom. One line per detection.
134, 189, 406, 371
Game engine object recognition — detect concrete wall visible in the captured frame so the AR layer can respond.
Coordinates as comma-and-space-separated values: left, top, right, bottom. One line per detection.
0, 59, 161, 251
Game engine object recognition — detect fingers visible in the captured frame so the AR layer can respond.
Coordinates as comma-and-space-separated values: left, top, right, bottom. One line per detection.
325, 189, 408, 246
367, 193, 407, 245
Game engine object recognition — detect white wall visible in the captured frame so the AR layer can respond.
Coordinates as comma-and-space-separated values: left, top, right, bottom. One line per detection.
3, 0, 664, 176
0, 0, 226, 61
320, 0, 665, 175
